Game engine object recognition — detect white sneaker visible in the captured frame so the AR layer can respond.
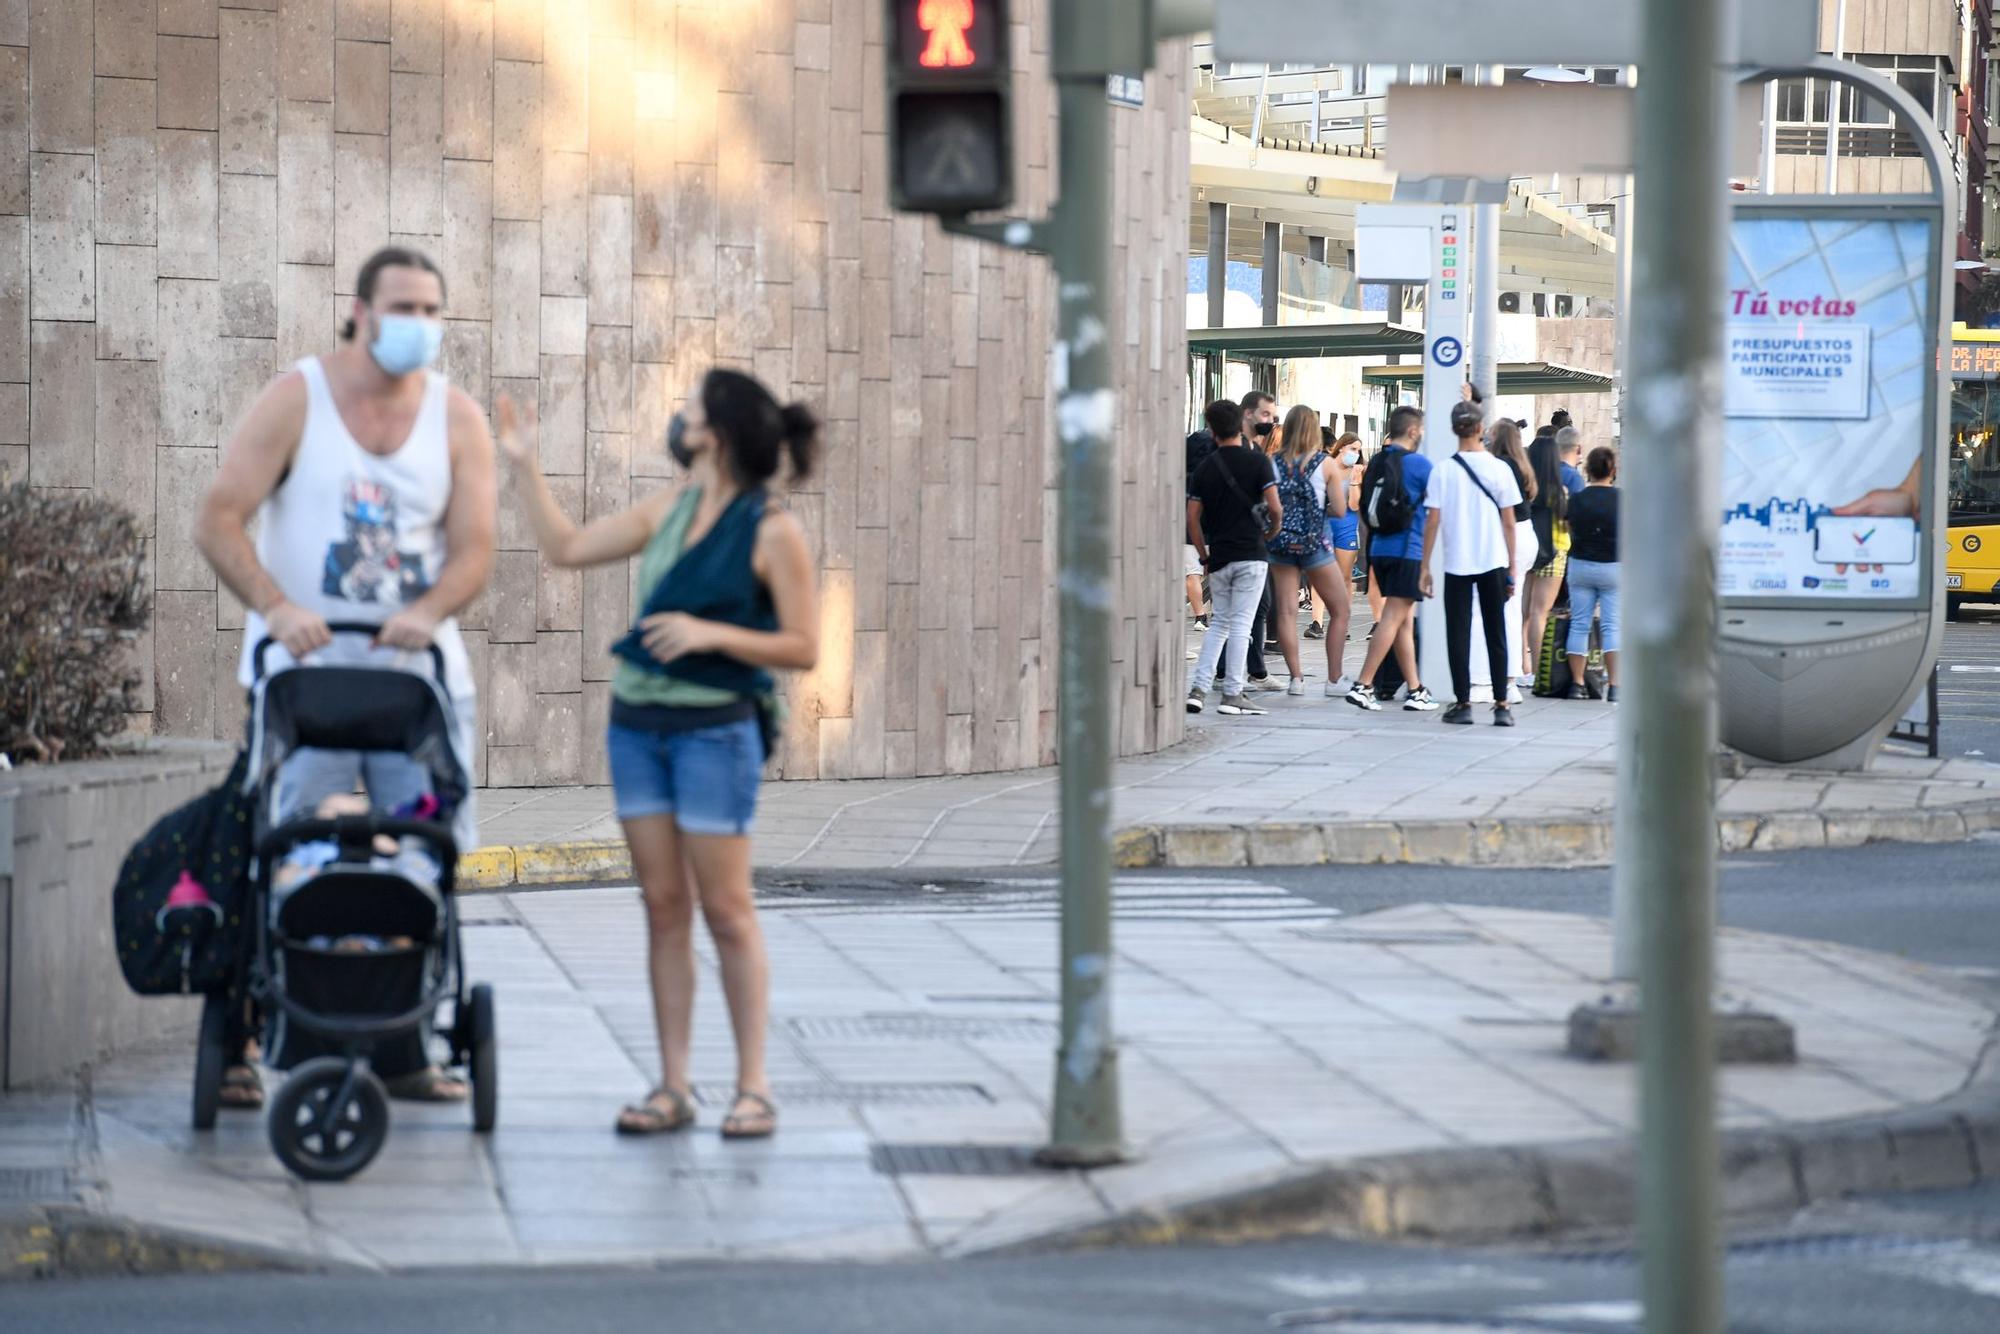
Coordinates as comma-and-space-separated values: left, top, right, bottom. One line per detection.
1217, 693, 1269, 716
1186, 647, 1199, 661
1403, 686, 1442, 712
1245, 676, 1285, 694
1287, 677, 1305, 697
1506, 684, 1523, 705
1325, 676, 1351, 699
1185, 690, 1205, 714
1344, 682, 1382, 712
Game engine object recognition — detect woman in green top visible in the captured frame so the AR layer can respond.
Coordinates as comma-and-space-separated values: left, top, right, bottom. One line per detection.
497, 370, 820, 1141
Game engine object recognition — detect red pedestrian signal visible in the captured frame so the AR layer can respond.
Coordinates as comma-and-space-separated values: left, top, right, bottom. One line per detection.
893, 0, 999, 75
885, 0, 1012, 214
917, 0, 977, 68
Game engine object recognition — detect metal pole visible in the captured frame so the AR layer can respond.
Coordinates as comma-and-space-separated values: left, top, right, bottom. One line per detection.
1610, 170, 1639, 981
1472, 208, 1499, 401
1761, 78, 1779, 193
1262, 220, 1281, 325
1627, 0, 1726, 1327
1472, 68, 1500, 404
1042, 59, 1124, 1170
1825, 0, 1848, 194
1207, 200, 1229, 327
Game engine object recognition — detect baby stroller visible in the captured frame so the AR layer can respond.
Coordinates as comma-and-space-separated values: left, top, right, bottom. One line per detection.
205, 625, 497, 1181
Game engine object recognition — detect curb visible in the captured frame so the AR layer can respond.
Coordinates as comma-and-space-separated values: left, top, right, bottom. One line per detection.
458, 839, 632, 890
1112, 799, 2000, 871
0, 1205, 343, 1281
463, 802, 2000, 888
986, 1032, 2000, 1256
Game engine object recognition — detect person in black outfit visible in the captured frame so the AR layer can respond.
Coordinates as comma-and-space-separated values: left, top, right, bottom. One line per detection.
1234, 391, 1281, 686
1186, 399, 1283, 715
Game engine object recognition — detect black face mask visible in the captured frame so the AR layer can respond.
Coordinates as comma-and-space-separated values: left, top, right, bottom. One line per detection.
666, 411, 693, 468
1252, 420, 1275, 439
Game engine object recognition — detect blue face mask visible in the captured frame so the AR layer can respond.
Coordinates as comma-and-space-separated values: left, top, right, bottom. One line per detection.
368, 314, 444, 376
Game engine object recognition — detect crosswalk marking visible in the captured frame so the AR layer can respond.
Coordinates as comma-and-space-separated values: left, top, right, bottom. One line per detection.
766, 877, 1340, 923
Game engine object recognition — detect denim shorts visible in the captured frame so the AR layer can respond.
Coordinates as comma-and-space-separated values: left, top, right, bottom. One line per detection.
606, 717, 764, 835
1267, 545, 1336, 571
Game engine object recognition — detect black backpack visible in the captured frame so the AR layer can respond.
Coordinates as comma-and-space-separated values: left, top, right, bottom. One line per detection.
1363, 448, 1414, 535
111, 751, 255, 996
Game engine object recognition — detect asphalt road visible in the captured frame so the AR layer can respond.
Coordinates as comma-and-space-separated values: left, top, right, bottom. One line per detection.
1937, 601, 2000, 761
7, 1214, 1999, 1334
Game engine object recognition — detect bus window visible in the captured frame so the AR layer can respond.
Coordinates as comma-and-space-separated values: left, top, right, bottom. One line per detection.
1951, 379, 2000, 522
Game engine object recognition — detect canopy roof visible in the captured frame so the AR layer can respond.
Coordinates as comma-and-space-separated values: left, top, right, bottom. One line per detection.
1361, 362, 1614, 395
1186, 321, 1426, 359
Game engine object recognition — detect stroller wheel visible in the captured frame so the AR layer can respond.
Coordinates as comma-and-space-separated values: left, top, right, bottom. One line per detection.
191, 991, 229, 1131
467, 984, 498, 1133
268, 1057, 391, 1182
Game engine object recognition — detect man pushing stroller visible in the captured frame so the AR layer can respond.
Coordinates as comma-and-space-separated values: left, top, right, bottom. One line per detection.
195, 246, 498, 1108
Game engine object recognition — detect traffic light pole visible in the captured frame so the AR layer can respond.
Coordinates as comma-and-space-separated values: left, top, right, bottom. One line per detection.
1038, 61, 1124, 1170
1627, 0, 1726, 1326
939, 1, 1163, 1168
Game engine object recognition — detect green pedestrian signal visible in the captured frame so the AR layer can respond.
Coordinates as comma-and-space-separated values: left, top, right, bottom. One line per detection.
885, 0, 1013, 214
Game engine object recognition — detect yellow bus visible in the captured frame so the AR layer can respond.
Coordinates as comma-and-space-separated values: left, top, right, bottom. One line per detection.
1948, 324, 2000, 620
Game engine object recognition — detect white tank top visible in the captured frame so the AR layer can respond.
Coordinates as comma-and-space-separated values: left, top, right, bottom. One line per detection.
236, 357, 475, 699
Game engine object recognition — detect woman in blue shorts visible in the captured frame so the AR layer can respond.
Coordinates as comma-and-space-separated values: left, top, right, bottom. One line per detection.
1306, 430, 1364, 649
498, 369, 820, 1143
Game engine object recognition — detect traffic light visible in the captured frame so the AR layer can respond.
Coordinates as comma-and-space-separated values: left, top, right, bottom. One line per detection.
885, 0, 1013, 214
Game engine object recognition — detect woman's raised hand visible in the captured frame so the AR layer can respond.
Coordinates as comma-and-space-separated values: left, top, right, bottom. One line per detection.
495, 394, 539, 472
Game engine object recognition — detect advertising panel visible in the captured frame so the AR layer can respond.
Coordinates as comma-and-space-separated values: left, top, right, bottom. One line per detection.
1720, 213, 1936, 603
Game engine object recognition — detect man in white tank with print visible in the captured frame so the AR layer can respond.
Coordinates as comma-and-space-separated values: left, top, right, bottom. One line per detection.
198, 246, 495, 840
196, 247, 496, 1100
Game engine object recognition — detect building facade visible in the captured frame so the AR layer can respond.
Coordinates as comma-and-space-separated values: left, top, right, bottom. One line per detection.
1769, 0, 1993, 309
3, 1, 1192, 785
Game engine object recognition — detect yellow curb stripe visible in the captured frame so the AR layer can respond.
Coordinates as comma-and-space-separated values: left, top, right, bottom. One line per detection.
460, 840, 635, 889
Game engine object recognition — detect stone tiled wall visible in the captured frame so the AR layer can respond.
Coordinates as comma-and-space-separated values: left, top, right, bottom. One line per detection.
1533, 315, 1617, 450
4, 1, 1191, 786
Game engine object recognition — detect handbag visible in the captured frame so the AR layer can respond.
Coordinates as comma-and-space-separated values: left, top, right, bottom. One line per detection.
111, 750, 254, 996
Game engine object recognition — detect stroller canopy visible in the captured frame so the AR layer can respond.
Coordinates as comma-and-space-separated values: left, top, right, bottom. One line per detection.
247, 664, 469, 825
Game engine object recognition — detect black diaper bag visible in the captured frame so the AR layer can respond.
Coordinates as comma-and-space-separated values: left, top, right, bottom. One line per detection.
111, 751, 255, 996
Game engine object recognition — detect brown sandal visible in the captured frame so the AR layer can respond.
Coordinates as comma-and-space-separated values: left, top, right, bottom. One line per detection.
383, 1066, 470, 1102
219, 1064, 264, 1110
615, 1087, 697, 1136
721, 1089, 777, 1140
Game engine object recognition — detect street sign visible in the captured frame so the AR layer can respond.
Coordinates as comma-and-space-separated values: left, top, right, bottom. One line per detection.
1385, 83, 1766, 178
1106, 73, 1145, 108
1214, 0, 1817, 66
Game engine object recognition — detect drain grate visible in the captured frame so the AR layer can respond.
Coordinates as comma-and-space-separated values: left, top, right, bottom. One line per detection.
0, 1167, 75, 1201
692, 1081, 993, 1109
787, 1014, 1057, 1043
870, 1142, 1044, 1177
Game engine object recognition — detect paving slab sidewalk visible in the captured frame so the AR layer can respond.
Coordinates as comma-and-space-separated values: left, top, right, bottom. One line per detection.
469, 656, 2000, 884
6, 884, 1996, 1274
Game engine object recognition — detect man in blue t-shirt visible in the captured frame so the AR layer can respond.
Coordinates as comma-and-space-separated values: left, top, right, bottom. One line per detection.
1346, 406, 1440, 712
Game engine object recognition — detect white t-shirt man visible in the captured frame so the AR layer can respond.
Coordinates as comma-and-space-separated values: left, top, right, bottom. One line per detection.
1425, 451, 1523, 575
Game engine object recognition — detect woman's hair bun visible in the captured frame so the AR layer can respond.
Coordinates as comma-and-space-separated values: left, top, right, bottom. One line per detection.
778, 401, 819, 481
779, 402, 818, 443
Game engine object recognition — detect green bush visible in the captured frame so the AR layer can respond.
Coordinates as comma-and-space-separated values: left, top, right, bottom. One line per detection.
0, 479, 152, 763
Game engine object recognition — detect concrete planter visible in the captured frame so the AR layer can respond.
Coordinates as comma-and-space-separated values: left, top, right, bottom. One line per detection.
0, 741, 236, 1091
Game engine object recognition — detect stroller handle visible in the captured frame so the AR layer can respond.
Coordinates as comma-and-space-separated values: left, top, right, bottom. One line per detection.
252, 621, 449, 698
